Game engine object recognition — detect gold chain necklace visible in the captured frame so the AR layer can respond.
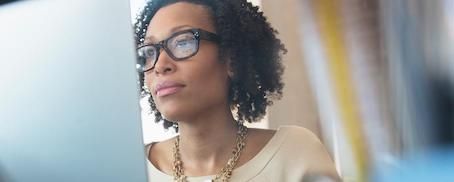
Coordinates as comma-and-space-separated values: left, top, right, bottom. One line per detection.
172, 124, 248, 182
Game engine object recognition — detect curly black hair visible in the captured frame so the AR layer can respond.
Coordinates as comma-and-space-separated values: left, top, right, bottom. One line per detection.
134, 0, 286, 130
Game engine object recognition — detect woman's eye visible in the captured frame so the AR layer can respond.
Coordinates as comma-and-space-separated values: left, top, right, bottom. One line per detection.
145, 49, 154, 56
176, 40, 191, 47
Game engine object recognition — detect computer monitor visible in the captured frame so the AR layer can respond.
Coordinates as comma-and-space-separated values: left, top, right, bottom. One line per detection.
0, 1, 148, 181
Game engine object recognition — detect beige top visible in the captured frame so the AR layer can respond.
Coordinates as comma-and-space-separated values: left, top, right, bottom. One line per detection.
145, 125, 340, 182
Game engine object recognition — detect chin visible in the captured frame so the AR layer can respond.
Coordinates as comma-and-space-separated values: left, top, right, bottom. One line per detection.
157, 106, 187, 122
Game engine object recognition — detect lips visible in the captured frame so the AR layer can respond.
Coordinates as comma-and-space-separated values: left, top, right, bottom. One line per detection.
154, 81, 185, 97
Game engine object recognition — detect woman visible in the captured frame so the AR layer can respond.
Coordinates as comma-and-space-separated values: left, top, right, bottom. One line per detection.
134, 0, 340, 181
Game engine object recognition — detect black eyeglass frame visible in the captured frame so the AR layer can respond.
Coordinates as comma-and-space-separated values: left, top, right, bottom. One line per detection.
137, 28, 220, 73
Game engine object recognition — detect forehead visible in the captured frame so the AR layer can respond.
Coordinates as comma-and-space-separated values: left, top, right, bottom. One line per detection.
145, 2, 215, 43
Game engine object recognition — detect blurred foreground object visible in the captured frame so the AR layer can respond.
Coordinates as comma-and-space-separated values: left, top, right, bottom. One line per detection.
0, 1, 147, 181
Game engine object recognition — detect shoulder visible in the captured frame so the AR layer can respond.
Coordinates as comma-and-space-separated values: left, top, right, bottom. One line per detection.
145, 137, 175, 156
145, 137, 176, 174
278, 125, 324, 146
273, 125, 341, 181
275, 125, 329, 159
278, 125, 317, 138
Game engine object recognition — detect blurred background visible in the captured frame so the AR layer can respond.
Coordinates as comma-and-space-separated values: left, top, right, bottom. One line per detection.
132, 0, 454, 181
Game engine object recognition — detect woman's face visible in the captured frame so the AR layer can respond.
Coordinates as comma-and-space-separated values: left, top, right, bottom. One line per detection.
144, 2, 230, 121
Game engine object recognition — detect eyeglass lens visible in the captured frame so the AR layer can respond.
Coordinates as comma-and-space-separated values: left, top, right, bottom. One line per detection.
137, 31, 198, 72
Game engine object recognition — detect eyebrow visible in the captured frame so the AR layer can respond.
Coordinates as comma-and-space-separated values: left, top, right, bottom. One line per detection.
144, 25, 194, 44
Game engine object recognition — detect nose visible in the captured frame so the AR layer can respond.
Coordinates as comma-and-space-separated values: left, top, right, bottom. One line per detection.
153, 49, 176, 75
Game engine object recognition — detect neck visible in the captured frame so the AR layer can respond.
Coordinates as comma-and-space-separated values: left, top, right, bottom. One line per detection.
176, 105, 238, 174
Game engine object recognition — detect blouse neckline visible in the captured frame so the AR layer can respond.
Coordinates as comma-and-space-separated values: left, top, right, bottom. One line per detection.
145, 126, 290, 181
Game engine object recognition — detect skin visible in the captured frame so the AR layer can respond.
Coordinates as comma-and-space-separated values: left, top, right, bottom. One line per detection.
144, 2, 275, 176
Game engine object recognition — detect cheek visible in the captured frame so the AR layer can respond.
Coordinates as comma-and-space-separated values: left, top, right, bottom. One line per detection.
193, 52, 229, 98
144, 73, 154, 93
188, 64, 230, 100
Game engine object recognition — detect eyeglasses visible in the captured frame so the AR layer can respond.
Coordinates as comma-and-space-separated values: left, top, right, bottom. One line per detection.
136, 28, 220, 73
